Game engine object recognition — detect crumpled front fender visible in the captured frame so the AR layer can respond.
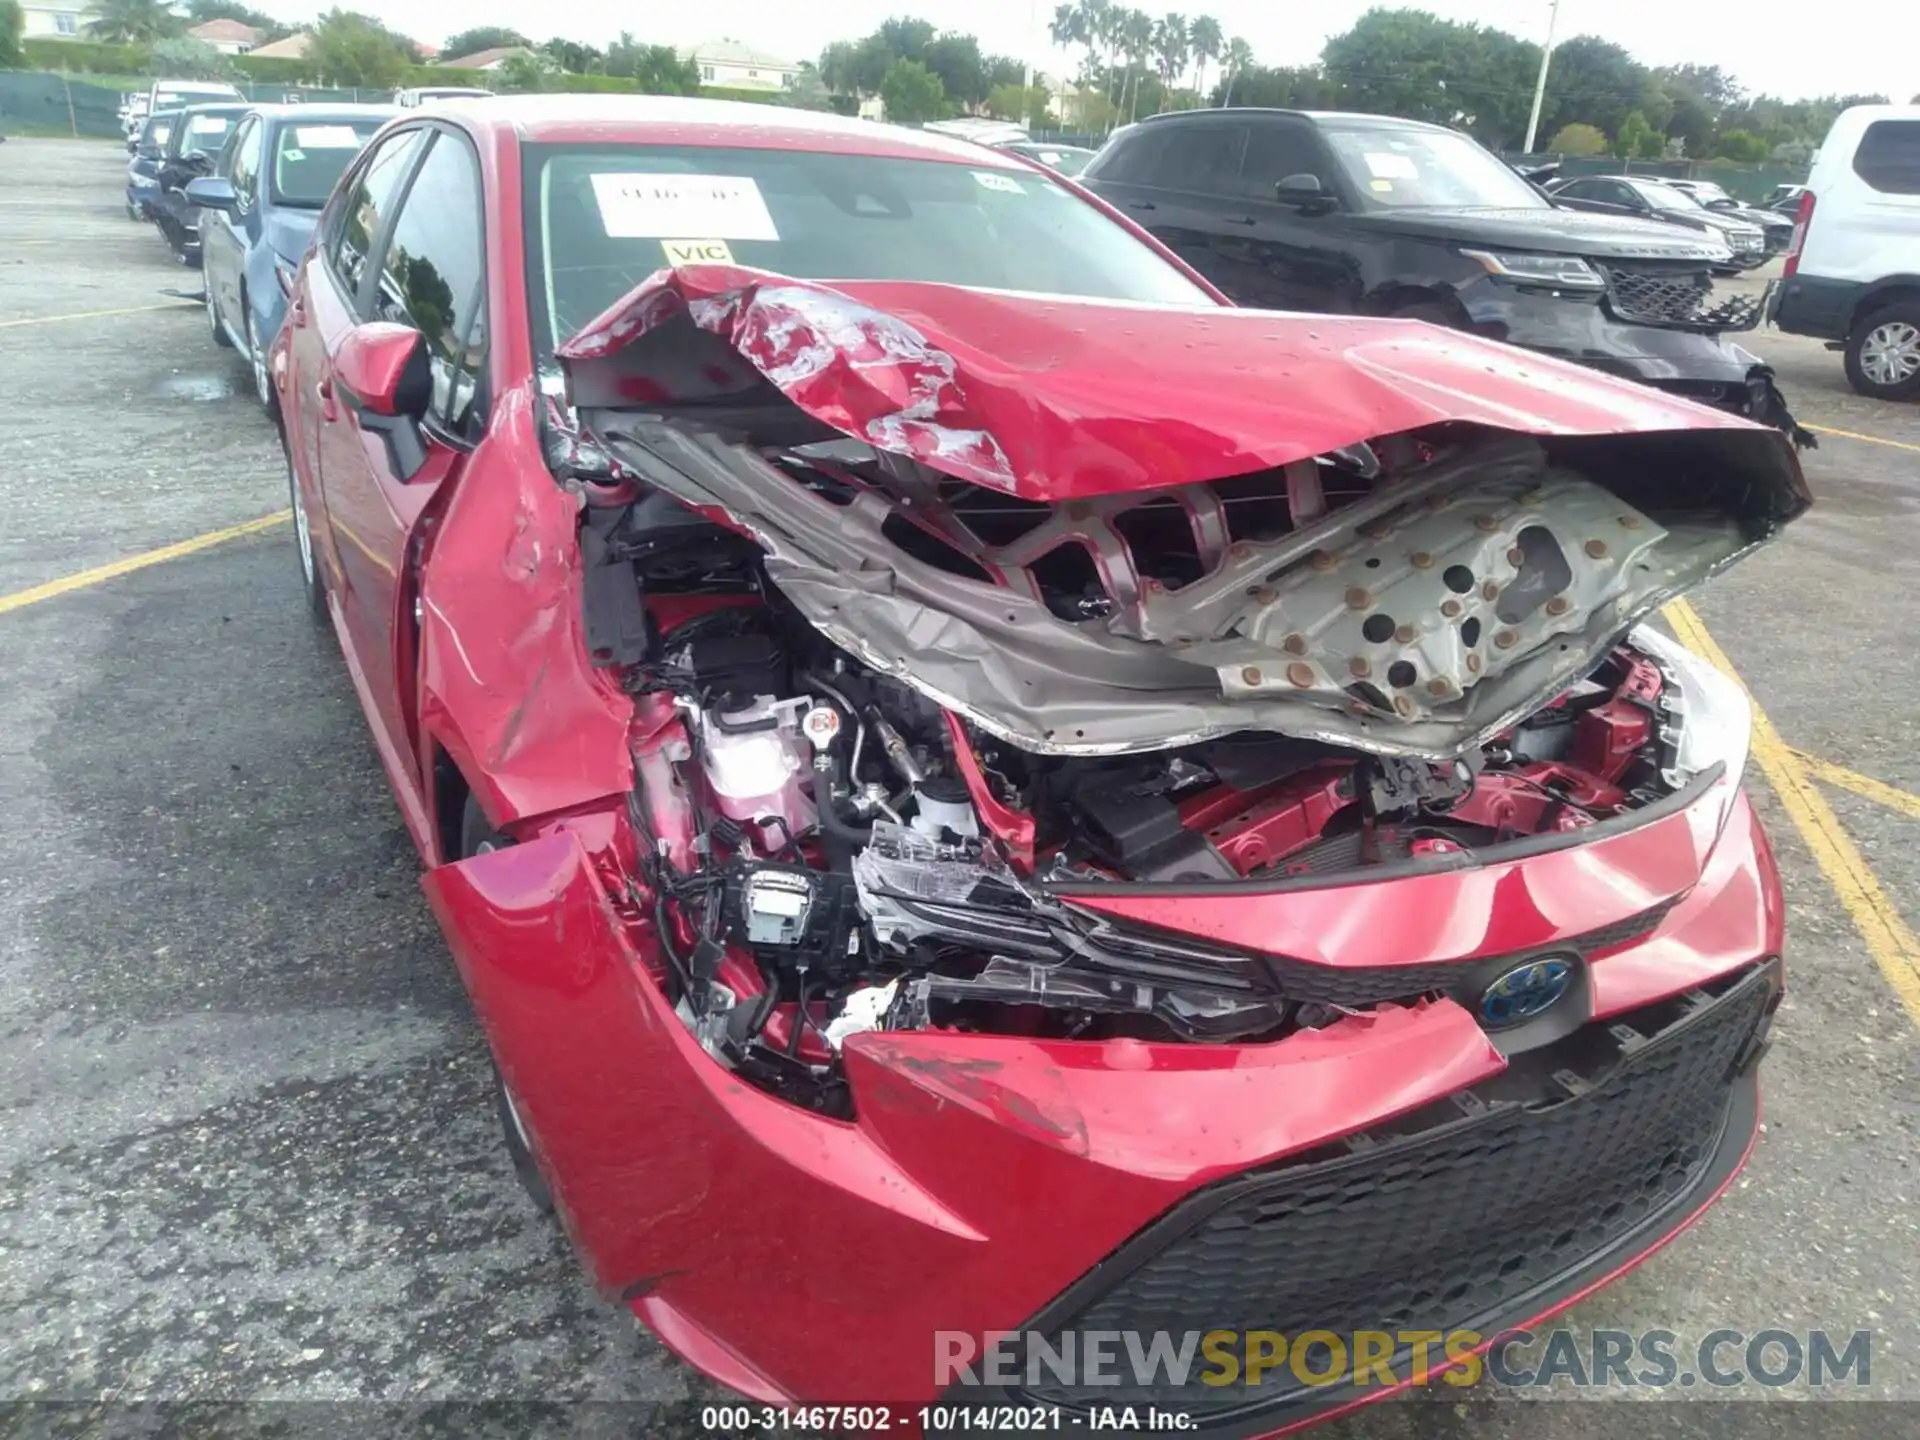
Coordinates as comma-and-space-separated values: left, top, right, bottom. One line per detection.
422, 826, 1507, 1407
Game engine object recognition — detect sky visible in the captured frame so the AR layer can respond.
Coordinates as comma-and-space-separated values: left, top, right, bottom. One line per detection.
288, 0, 1917, 106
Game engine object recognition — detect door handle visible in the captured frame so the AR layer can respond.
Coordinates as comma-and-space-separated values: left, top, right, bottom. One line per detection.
1124, 200, 1157, 212
1223, 215, 1257, 226
318, 370, 338, 423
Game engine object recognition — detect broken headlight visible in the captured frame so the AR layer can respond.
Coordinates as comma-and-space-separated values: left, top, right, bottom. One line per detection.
1631, 625, 1752, 838
1460, 250, 1607, 290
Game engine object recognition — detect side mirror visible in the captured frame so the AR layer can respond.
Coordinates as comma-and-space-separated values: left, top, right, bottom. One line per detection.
185, 176, 238, 212
332, 323, 434, 479
1275, 172, 1335, 212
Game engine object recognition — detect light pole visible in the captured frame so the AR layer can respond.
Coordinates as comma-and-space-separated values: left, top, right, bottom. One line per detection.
1522, 0, 1562, 153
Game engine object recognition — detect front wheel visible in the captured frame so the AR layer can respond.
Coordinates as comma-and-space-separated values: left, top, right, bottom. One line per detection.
457, 794, 557, 1217
206, 282, 232, 348
1845, 304, 1920, 401
245, 301, 273, 412
285, 429, 327, 624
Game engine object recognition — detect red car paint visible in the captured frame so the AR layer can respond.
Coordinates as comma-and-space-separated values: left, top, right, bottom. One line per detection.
560, 266, 1796, 502
272, 98, 1790, 1432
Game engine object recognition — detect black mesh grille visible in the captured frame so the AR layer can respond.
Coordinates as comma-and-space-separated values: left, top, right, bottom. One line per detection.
1257, 896, 1678, 1008
1603, 268, 1764, 331
1018, 961, 1777, 1414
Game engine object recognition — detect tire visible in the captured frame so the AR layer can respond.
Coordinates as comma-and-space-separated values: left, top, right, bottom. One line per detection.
245, 300, 273, 412
1844, 303, 1920, 401
286, 428, 328, 624
457, 794, 556, 1217
206, 282, 232, 349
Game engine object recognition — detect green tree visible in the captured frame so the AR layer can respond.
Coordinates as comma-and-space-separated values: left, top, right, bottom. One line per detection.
1714, 128, 1769, 162
88, 0, 183, 44
1187, 14, 1221, 104
1321, 10, 1538, 145
606, 33, 699, 93
541, 37, 604, 74
1546, 121, 1609, 157
1614, 110, 1665, 159
440, 26, 530, 61
0, 0, 23, 69
880, 57, 947, 122
1150, 12, 1187, 106
495, 51, 552, 93
307, 9, 409, 88
1537, 36, 1645, 142
1218, 63, 1338, 110
149, 35, 235, 79
986, 80, 1052, 127
820, 39, 861, 95
1218, 35, 1252, 105
922, 32, 989, 108
1118, 8, 1152, 120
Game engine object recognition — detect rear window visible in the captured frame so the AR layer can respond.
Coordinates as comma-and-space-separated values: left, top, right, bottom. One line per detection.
1853, 120, 1920, 195
523, 142, 1213, 359
273, 120, 386, 208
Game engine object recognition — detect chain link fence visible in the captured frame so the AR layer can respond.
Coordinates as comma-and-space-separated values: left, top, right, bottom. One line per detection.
0, 71, 402, 139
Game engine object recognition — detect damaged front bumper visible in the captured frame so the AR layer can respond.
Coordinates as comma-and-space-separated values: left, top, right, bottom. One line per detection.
422, 781, 1784, 1417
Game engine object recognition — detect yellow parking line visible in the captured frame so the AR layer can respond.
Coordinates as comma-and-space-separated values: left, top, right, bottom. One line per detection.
0, 512, 290, 616
1804, 423, 1920, 454
1665, 599, 1920, 1026
0, 301, 199, 330
1791, 750, 1920, 822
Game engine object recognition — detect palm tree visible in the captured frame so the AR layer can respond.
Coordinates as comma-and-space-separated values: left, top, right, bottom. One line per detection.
1220, 35, 1253, 106
1121, 9, 1153, 122
88, 0, 181, 43
1151, 13, 1187, 110
1188, 15, 1222, 105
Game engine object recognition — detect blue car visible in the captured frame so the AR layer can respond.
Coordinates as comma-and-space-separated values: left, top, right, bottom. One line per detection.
125, 110, 179, 221
190, 104, 398, 409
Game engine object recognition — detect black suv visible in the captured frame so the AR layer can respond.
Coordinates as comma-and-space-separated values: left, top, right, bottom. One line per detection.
1080, 110, 1805, 439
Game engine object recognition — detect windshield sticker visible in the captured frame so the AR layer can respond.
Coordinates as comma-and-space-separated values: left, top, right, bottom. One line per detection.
293, 125, 364, 148
1369, 178, 1394, 193
663, 239, 737, 266
590, 173, 779, 241
1363, 152, 1418, 179
972, 171, 1026, 194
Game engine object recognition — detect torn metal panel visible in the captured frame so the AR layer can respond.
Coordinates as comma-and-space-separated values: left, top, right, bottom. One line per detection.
565, 271, 1808, 760
558, 267, 1807, 503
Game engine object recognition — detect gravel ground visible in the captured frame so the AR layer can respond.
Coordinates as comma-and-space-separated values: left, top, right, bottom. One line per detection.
1, 139, 1916, 1439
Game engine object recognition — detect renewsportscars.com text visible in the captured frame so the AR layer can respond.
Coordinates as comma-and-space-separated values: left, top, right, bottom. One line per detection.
937, 1327, 1872, 1391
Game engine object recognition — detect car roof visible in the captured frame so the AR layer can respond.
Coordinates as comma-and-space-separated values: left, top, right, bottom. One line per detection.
1138, 108, 1456, 134
173, 102, 252, 117
260, 103, 401, 124
430, 94, 1030, 167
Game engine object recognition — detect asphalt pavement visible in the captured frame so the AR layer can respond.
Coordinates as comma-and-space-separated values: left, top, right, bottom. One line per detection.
1, 139, 1917, 1439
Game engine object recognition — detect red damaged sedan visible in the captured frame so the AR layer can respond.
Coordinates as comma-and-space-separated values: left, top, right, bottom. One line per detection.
273, 97, 1805, 1431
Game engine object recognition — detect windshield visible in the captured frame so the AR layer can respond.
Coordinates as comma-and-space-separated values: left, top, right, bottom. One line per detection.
1320, 124, 1546, 209
1633, 179, 1701, 209
272, 119, 386, 207
1688, 182, 1734, 205
523, 142, 1214, 360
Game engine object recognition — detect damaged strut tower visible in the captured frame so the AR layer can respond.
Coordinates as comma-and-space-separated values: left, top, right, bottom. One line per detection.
552, 267, 1809, 1112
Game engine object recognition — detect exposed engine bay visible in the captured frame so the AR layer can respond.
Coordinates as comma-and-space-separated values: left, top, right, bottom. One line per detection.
550, 271, 1804, 1115
592, 454, 1719, 1116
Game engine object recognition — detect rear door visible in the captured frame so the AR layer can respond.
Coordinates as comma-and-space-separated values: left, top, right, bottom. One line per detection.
313, 126, 490, 804
288, 128, 427, 622
203, 114, 262, 337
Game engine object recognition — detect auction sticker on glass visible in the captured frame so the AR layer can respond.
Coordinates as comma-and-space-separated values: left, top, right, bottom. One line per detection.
590, 173, 779, 240
294, 125, 364, 149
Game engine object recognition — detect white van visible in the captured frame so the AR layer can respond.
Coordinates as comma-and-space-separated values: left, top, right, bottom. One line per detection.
1772, 105, 1920, 399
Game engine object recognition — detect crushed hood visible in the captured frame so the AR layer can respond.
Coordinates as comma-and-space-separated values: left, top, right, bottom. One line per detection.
562, 268, 1809, 759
